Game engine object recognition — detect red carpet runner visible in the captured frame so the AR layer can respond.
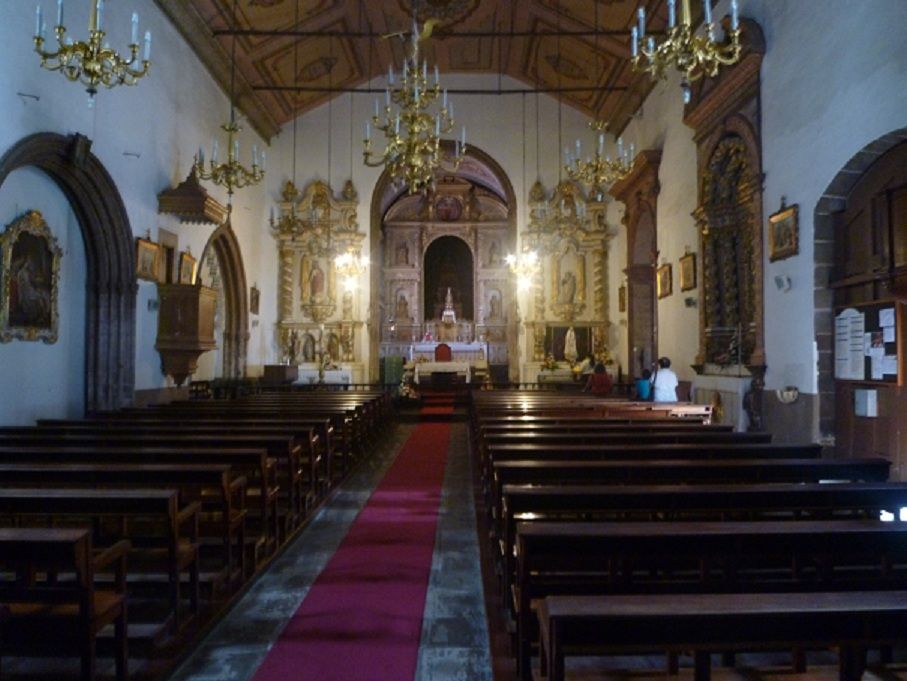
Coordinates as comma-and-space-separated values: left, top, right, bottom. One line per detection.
252, 419, 451, 681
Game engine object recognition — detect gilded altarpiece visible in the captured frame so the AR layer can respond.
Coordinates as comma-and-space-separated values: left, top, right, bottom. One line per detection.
685, 18, 766, 431
519, 181, 611, 376
273, 180, 366, 373
379, 176, 513, 366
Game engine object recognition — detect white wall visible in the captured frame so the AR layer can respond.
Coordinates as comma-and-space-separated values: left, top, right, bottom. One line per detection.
606, 0, 907, 407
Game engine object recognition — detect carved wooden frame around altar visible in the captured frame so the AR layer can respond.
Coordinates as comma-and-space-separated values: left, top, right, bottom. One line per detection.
521, 180, 611, 360
684, 17, 767, 429
272, 179, 365, 362
0, 210, 62, 344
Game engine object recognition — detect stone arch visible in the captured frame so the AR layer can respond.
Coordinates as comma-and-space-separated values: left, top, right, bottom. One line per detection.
813, 127, 907, 440
200, 221, 249, 379
0, 132, 136, 412
368, 141, 517, 381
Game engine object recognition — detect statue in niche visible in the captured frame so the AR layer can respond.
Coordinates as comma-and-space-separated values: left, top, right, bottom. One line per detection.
327, 333, 340, 362
558, 270, 577, 304
564, 326, 578, 364
487, 292, 502, 321
287, 330, 300, 365
302, 333, 315, 362
309, 262, 325, 303
486, 240, 501, 267
395, 239, 410, 266
434, 253, 461, 318
395, 293, 410, 321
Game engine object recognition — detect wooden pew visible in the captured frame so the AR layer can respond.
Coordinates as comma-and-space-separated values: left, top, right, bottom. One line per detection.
0, 462, 247, 581
0, 488, 199, 634
516, 519, 907, 681
0, 430, 305, 532
497, 480, 907, 600
538, 591, 907, 681
0, 445, 279, 557
491, 457, 891, 532
0, 528, 129, 681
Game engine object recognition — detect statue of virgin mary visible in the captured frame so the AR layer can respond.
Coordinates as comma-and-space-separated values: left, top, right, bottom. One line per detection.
564, 326, 578, 364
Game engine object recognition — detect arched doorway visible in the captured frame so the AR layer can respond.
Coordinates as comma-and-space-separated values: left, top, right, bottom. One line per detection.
610, 150, 661, 378
0, 132, 136, 412
369, 142, 517, 382
198, 221, 249, 379
814, 128, 907, 454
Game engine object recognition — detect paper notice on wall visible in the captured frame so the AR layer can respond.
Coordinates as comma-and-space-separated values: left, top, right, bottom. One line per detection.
835, 308, 866, 380
884, 325, 896, 343
883, 355, 899, 375
871, 354, 884, 380
879, 307, 895, 328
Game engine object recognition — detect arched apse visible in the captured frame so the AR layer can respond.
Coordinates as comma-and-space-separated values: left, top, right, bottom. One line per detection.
423, 235, 474, 320
368, 141, 517, 382
0, 132, 136, 412
813, 127, 907, 442
199, 221, 249, 379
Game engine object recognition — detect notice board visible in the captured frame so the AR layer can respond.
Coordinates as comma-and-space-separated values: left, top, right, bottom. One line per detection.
834, 301, 905, 385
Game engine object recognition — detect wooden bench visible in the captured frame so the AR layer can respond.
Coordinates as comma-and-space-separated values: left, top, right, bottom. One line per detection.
497, 480, 907, 601
0, 445, 278, 560
0, 527, 129, 681
0, 462, 247, 581
516, 519, 907, 681
538, 590, 907, 681
491, 457, 892, 530
0, 487, 199, 633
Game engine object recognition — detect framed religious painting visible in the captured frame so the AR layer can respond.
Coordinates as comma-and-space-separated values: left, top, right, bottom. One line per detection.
618, 284, 627, 313
249, 285, 260, 315
656, 263, 672, 299
768, 202, 799, 261
179, 251, 197, 284
135, 237, 160, 282
0, 210, 62, 343
679, 252, 697, 291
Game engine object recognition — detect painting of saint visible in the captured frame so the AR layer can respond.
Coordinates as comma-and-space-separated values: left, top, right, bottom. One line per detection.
557, 270, 577, 304
486, 292, 502, 321
9, 231, 53, 329
395, 239, 410, 266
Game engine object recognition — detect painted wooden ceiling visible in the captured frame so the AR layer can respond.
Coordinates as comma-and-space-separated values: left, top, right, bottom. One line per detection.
155, 0, 670, 141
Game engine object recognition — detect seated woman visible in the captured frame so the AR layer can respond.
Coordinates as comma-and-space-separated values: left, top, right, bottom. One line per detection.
635, 368, 652, 401
583, 362, 613, 395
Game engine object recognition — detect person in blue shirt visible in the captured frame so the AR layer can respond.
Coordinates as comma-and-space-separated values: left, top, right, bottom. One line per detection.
634, 368, 652, 401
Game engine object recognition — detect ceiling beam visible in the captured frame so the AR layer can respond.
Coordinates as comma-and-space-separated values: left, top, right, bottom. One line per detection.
253, 86, 628, 94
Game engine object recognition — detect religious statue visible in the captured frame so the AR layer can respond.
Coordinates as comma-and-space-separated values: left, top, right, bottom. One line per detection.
309, 262, 325, 303
441, 287, 457, 324
395, 239, 409, 266
487, 292, 502, 321
558, 270, 577, 304
302, 333, 315, 362
564, 326, 578, 364
486, 240, 501, 267
395, 293, 410, 321
287, 330, 300, 365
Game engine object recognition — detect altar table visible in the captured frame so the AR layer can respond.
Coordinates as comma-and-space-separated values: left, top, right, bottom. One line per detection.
414, 362, 471, 384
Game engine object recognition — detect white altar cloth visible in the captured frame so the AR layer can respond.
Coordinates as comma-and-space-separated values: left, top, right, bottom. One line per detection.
414, 361, 471, 384
295, 368, 353, 385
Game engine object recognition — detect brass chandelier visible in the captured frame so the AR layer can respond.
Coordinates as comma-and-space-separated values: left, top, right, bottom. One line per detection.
194, 0, 264, 204
34, 0, 151, 103
632, 0, 741, 103
565, 120, 634, 189
363, 22, 466, 195
505, 250, 541, 292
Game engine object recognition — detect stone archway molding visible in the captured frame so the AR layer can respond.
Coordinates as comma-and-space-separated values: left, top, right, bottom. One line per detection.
0, 132, 136, 413
813, 126, 907, 441
200, 220, 249, 379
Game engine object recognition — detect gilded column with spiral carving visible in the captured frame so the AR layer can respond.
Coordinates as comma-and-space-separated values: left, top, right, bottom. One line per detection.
278, 245, 294, 321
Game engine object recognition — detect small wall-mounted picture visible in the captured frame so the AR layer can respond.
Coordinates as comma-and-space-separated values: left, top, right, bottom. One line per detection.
768, 202, 799, 262
250, 285, 260, 315
679, 252, 697, 291
656, 263, 672, 299
179, 251, 197, 285
135, 238, 160, 282
618, 284, 627, 313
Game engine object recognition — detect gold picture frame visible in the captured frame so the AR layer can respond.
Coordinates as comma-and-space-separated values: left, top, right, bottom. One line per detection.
679, 253, 697, 291
656, 263, 672, 299
768, 203, 799, 262
0, 210, 62, 343
179, 251, 197, 285
136, 238, 160, 282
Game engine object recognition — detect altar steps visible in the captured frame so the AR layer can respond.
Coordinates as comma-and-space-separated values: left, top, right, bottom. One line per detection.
399, 388, 468, 422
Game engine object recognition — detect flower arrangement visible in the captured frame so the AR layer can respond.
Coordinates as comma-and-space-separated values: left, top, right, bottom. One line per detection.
541, 354, 559, 371
321, 354, 338, 371
399, 379, 420, 401
595, 347, 615, 366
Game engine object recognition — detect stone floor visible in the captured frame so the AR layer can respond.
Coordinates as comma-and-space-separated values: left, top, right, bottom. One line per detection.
168, 420, 492, 681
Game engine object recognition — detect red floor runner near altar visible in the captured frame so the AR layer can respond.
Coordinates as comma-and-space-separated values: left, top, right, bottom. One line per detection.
420, 405, 454, 415
251, 421, 451, 681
